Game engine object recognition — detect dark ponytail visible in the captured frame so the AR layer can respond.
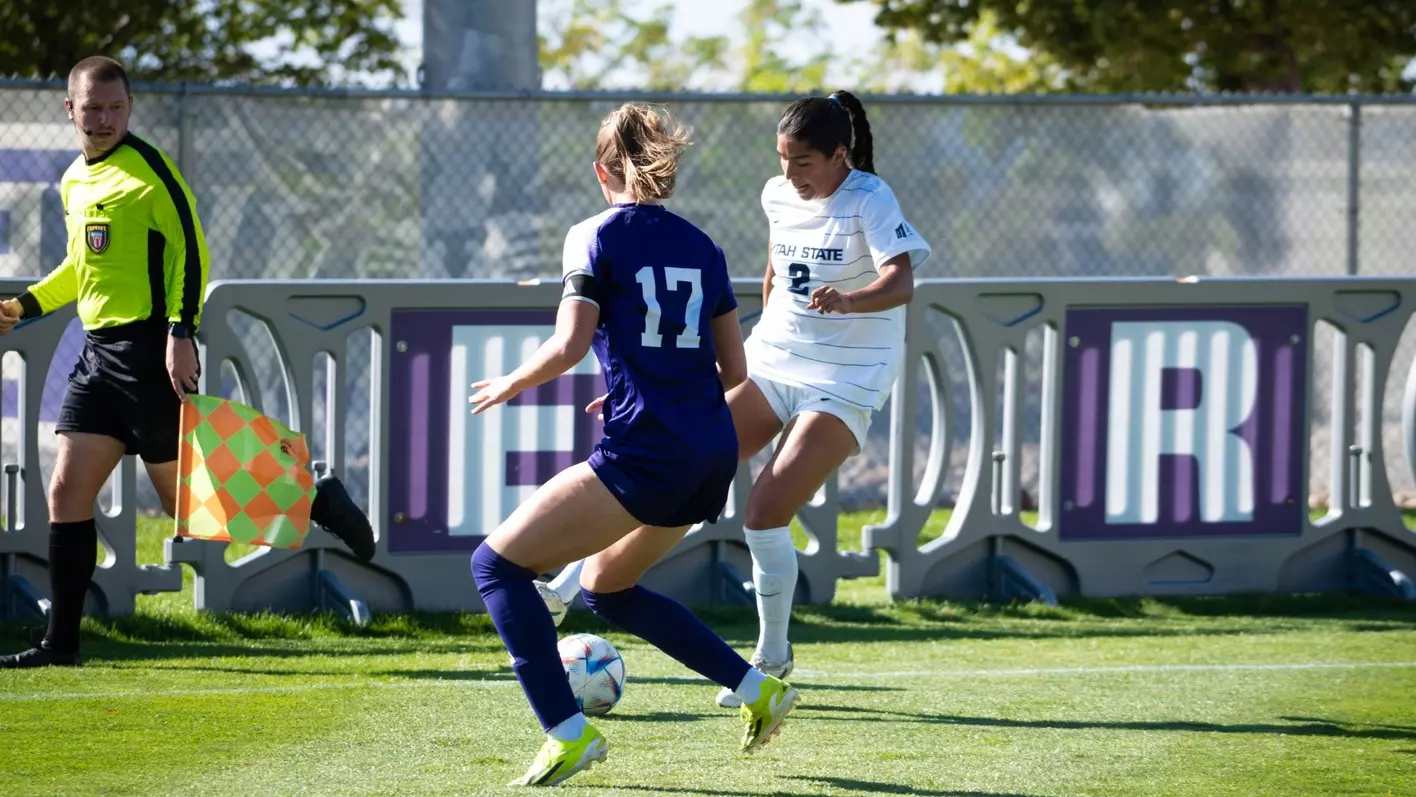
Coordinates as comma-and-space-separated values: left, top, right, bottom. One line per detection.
776, 89, 876, 175
828, 90, 874, 175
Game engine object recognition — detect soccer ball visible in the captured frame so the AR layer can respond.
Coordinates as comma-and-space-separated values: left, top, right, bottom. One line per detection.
535, 580, 569, 627
558, 633, 625, 717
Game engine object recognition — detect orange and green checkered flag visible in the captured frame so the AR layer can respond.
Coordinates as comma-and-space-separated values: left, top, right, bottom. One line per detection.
175, 394, 315, 549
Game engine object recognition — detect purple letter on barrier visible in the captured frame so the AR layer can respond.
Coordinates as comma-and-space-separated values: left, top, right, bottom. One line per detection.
1059, 306, 1306, 540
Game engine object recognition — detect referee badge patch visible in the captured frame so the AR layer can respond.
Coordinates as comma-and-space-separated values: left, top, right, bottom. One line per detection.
86, 223, 110, 254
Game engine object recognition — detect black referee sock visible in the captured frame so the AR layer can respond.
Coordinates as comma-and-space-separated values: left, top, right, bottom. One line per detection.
44, 520, 98, 654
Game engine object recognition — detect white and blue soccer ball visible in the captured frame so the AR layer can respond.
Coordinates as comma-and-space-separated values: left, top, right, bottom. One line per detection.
558, 633, 625, 717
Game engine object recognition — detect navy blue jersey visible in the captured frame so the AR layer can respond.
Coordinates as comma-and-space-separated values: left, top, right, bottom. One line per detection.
561, 203, 737, 457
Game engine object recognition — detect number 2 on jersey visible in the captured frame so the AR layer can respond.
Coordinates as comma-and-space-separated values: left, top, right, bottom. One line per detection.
787, 262, 811, 295
635, 266, 703, 348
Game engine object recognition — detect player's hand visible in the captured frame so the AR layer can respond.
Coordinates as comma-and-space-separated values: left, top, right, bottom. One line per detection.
167, 334, 199, 401
469, 376, 523, 415
584, 393, 607, 421
806, 285, 853, 314
0, 300, 21, 335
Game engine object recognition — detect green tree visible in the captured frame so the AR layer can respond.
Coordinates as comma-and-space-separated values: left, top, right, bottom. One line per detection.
538, 0, 833, 92
855, 10, 1067, 93
0, 0, 407, 87
733, 0, 831, 92
538, 0, 731, 90
841, 0, 1416, 92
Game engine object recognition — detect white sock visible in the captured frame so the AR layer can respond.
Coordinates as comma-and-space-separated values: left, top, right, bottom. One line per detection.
745, 526, 797, 663
548, 559, 586, 604
548, 712, 587, 742
733, 667, 766, 705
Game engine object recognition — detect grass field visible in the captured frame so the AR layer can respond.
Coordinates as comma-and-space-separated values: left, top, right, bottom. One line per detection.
1, 512, 1414, 796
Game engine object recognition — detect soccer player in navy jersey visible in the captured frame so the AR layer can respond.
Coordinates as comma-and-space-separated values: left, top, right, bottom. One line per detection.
557, 91, 932, 710
467, 103, 800, 787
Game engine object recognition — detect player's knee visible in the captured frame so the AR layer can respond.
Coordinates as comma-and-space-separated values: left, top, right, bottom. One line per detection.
579, 561, 636, 595
470, 543, 531, 592
743, 503, 792, 531
47, 473, 99, 522
469, 543, 502, 583
580, 585, 634, 618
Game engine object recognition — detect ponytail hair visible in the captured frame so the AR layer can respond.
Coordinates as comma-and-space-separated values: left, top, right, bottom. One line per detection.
828, 90, 874, 175
594, 103, 692, 201
776, 89, 875, 174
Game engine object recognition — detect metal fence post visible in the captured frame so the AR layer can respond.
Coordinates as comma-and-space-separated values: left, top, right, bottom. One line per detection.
1346, 100, 1362, 276
177, 81, 194, 181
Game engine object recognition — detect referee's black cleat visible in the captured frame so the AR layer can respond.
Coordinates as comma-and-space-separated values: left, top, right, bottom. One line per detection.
311, 475, 376, 562
0, 643, 82, 669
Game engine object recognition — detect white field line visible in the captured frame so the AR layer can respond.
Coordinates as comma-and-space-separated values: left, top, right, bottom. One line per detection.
790, 660, 1416, 680
3, 660, 1414, 703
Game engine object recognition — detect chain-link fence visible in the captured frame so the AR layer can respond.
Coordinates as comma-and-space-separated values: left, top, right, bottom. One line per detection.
2, 81, 1415, 514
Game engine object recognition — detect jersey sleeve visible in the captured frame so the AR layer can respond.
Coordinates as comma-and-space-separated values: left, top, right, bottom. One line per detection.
711, 245, 737, 317
23, 257, 76, 317
560, 219, 604, 308
759, 177, 786, 226
147, 150, 210, 331
860, 183, 931, 271
21, 175, 78, 317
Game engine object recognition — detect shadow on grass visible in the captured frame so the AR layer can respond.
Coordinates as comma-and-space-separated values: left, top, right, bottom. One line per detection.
605, 782, 1049, 797
598, 710, 717, 723
797, 704, 1416, 741
598, 787, 809, 797
368, 668, 513, 682
1282, 716, 1416, 733
787, 777, 1049, 797
3, 592, 1411, 653
592, 674, 903, 693
0, 629, 504, 668
81, 640, 479, 665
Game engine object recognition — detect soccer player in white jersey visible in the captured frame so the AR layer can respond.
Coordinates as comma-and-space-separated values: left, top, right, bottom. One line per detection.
548, 90, 930, 709
713, 89, 932, 707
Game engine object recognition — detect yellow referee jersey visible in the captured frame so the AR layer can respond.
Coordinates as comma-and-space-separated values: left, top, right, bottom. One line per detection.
18, 132, 210, 333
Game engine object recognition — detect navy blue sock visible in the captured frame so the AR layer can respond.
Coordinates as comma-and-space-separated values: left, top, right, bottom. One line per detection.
581, 586, 751, 690
470, 543, 580, 732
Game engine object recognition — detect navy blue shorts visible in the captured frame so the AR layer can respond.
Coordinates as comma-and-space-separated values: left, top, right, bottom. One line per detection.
588, 443, 737, 529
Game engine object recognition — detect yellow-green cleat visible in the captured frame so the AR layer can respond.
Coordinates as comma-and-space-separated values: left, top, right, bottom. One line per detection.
510, 724, 608, 787
739, 675, 800, 753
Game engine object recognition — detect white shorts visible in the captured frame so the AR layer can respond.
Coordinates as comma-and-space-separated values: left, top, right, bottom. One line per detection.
750, 375, 874, 455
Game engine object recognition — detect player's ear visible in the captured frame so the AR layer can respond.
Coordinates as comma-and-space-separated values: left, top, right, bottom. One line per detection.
593, 161, 609, 184
64, 98, 74, 120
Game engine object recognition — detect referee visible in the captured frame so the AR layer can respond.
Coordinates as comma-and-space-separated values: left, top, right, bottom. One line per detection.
0, 57, 375, 669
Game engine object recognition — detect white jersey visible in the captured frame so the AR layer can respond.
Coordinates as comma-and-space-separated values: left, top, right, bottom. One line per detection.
745, 169, 931, 412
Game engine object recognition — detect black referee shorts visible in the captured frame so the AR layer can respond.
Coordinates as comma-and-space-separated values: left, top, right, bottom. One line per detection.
56, 320, 196, 464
